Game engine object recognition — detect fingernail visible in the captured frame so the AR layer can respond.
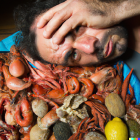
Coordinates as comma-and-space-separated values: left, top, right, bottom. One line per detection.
43, 31, 47, 37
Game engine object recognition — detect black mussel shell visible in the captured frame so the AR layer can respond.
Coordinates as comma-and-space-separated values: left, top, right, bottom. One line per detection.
53, 121, 72, 140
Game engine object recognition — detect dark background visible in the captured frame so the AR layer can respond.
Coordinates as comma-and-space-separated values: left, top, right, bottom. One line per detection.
0, 0, 34, 40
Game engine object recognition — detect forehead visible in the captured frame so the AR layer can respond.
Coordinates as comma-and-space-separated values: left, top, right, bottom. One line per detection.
34, 23, 126, 41
82, 26, 127, 37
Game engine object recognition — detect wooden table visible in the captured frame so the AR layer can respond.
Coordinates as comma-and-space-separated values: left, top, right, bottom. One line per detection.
0, 12, 16, 41
0, 0, 33, 41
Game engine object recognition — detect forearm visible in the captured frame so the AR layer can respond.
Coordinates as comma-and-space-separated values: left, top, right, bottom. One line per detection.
86, 0, 140, 26
115, 0, 140, 22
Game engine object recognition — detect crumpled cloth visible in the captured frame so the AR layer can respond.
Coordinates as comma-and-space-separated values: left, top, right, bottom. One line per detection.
1, 32, 140, 104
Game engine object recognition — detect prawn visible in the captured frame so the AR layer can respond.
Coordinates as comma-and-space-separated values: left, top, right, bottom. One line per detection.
15, 98, 33, 127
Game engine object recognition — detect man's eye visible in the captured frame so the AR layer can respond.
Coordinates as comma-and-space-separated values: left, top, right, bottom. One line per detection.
74, 26, 86, 37
75, 26, 80, 33
73, 51, 77, 59
71, 50, 81, 62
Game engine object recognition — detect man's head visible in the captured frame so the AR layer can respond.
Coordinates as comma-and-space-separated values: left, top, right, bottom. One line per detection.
15, 0, 128, 66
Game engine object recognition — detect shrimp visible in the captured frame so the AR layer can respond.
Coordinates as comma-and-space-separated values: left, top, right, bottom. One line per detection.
15, 98, 33, 127
67, 76, 80, 94
79, 78, 94, 98
90, 66, 116, 85
0, 93, 16, 126
37, 108, 59, 130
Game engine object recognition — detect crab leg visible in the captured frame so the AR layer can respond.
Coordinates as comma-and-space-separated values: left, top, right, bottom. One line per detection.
121, 68, 133, 102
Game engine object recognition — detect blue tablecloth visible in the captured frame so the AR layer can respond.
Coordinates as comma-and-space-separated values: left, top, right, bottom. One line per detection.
1, 32, 140, 104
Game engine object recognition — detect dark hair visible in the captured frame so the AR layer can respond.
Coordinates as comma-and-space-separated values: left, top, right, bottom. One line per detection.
14, 0, 66, 63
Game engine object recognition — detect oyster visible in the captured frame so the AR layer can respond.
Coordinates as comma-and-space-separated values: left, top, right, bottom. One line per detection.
56, 94, 89, 133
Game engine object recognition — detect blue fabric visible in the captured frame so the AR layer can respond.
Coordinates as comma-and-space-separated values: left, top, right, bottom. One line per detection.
123, 63, 140, 105
0, 32, 20, 52
0, 32, 140, 104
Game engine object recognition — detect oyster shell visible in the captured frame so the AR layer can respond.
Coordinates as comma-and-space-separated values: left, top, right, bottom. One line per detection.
56, 94, 89, 133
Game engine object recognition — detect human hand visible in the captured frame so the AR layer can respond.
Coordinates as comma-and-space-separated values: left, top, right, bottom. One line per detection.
37, 0, 120, 44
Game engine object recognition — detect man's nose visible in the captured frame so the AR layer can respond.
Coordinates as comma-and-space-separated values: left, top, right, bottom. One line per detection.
74, 35, 98, 54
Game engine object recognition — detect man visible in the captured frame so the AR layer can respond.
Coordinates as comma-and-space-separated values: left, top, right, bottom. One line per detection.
36, 0, 140, 79
14, 0, 128, 66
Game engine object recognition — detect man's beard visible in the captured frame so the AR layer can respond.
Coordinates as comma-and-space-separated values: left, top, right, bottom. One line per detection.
96, 48, 104, 60
95, 26, 128, 62
94, 38, 105, 61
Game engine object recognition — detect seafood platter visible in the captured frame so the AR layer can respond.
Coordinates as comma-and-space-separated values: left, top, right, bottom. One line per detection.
0, 45, 139, 140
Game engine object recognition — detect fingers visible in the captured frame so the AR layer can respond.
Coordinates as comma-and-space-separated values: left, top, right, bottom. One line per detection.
43, 9, 72, 38
37, 0, 71, 28
52, 14, 84, 44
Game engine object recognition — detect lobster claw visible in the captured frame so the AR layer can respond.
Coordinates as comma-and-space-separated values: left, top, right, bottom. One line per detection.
2, 65, 31, 91
45, 89, 65, 105
90, 67, 116, 85
9, 45, 30, 77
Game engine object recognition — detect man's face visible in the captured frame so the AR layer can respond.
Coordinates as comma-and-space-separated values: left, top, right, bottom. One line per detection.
35, 25, 127, 66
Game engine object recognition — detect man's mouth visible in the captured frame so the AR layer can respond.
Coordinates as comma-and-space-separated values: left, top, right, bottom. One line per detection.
104, 39, 113, 58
